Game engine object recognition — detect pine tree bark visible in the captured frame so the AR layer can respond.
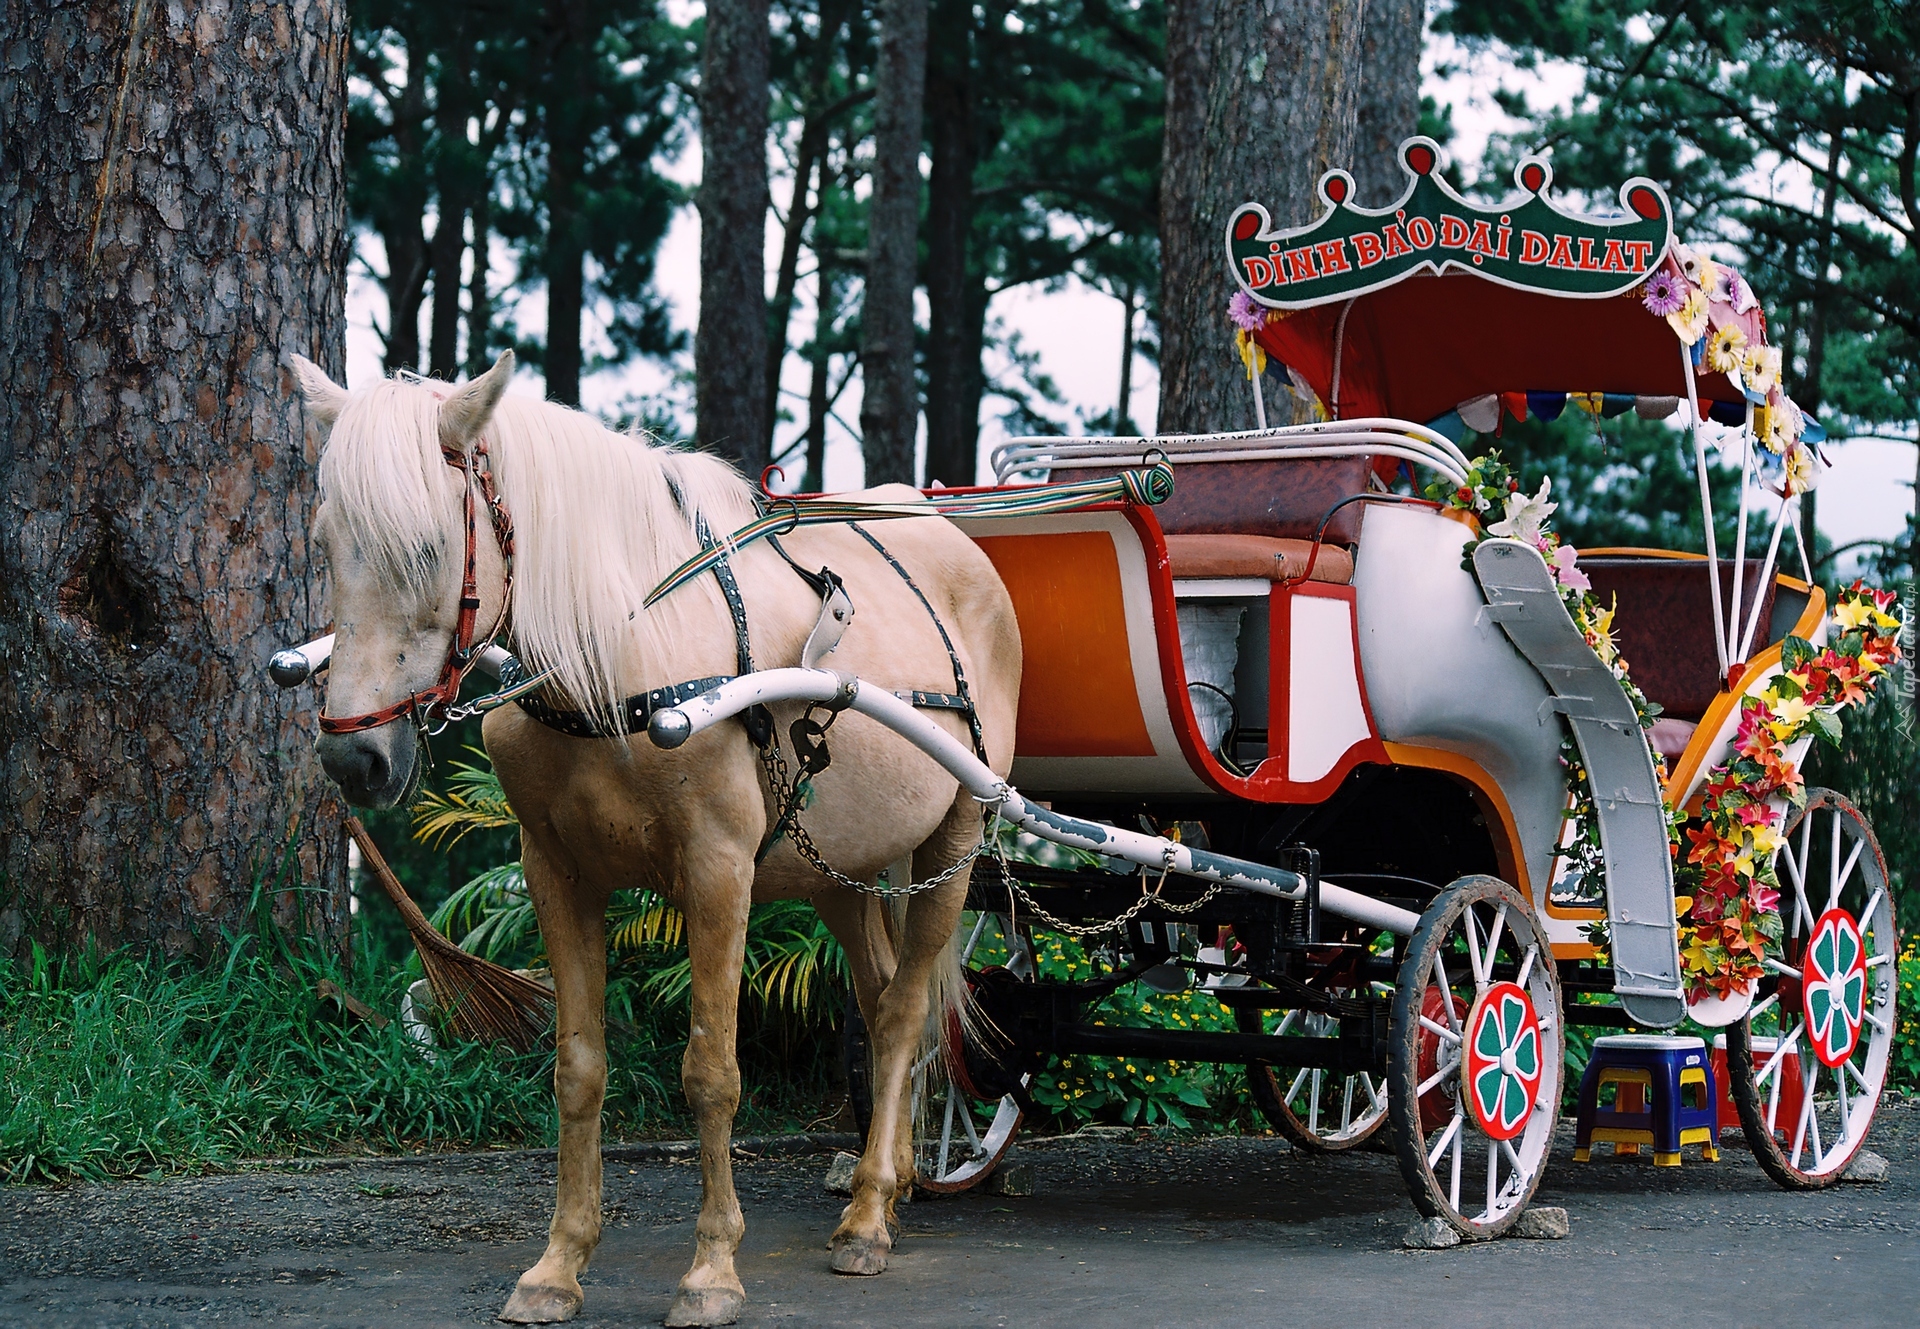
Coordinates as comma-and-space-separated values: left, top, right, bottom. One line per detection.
1351, 0, 1422, 207
860, 0, 929, 485
0, 0, 352, 958
696, 0, 770, 472
1158, 0, 1366, 434
541, 0, 590, 407
922, 0, 977, 486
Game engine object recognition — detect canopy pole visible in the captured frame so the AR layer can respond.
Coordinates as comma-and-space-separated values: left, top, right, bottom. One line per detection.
1683, 342, 1730, 676
1249, 360, 1268, 431
1328, 297, 1357, 421
1791, 500, 1815, 581
1738, 492, 1793, 662
1728, 412, 1755, 666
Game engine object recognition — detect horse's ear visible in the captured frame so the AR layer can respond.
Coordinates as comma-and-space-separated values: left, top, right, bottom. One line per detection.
287, 353, 348, 427
441, 350, 515, 446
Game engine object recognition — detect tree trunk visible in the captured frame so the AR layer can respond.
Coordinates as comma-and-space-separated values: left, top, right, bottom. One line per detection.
805, 268, 838, 493
428, 28, 473, 382
378, 30, 430, 375
0, 0, 352, 958
542, 0, 590, 407
1117, 284, 1138, 433
696, 0, 771, 472
922, 0, 977, 486
860, 0, 929, 485
1351, 0, 1422, 207
1158, 0, 1366, 434
764, 0, 851, 459
466, 191, 493, 380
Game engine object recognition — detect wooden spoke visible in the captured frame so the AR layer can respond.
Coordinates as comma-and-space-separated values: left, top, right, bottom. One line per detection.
1426, 1111, 1463, 1169
1432, 952, 1463, 1028
1765, 958, 1803, 980
1463, 907, 1487, 986
1515, 943, 1539, 990
1448, 1118, 1463, 1213
1485, 1138, 1499, 1221
1416, 1063, 1455, 1098
1420, 1014, 1462, 1044
1483, 907, 1508, 982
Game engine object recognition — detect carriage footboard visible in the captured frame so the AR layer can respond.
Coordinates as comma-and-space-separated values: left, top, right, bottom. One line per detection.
647, 667, 1420, 936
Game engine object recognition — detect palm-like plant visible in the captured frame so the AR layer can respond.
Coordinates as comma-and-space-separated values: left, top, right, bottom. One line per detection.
410, 750, 848, 1031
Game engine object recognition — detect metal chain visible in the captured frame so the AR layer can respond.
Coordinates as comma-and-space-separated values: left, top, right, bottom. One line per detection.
756, 735, 982, 897
992, 846, 1222, 939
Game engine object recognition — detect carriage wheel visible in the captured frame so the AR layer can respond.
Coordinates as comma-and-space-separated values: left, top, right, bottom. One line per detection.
842, 910, 1032, 1194
1388, 875, 1564, 1239
1235, 1002, 1389, 1151
1725, 791, 1897, 1190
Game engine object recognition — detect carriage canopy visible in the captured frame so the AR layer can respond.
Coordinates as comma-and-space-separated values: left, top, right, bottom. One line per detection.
1225, 138, 1816, 444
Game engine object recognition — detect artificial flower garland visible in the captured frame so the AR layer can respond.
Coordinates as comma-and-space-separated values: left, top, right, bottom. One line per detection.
1428, 455, 1904, 1001
1676, 584, 1902, 999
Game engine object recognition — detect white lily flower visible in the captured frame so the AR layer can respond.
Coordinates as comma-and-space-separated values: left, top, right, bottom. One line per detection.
1487, 477, 1557, 544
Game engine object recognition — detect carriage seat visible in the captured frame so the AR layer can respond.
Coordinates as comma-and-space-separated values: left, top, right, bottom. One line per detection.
1580, 558, 1779, 722
1166, 534, 1353, 585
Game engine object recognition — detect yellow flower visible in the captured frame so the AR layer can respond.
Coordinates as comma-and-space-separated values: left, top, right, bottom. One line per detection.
1765, 397, 1803, 454
1747, 824, 1784, 857
1742, 344, 1782, 394
1705, 322, 1748, 373
1834, 598, 1875, 631
1784, 444, 1815, 496
1235, 328, 1267, 378
1667, 290, 1710, 345
1768, 694, 1814, 729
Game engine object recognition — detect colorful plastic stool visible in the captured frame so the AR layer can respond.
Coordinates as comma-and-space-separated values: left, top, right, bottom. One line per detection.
1574, 1033, 1719, 1167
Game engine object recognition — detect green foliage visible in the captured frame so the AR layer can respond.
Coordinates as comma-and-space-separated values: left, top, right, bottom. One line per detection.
1895, 934, 1920, 1092
974, 928, 1251, 1132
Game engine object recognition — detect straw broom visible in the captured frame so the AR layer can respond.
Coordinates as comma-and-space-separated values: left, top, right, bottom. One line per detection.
345, 816, 555, 1052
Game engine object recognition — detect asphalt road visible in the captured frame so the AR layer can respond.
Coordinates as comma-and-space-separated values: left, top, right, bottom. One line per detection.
4, 1102, 1917, 1328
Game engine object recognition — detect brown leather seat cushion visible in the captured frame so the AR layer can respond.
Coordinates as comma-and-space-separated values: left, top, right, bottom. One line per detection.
1581, 557, 1777, 722
1050, 455, 1374, 544
1166, 534, 1354, 585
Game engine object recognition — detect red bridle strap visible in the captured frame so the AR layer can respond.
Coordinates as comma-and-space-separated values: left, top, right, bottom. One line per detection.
319, 438, 516, 735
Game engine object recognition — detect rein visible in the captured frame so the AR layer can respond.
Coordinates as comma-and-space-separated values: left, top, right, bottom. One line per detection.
319, 436, 516, 735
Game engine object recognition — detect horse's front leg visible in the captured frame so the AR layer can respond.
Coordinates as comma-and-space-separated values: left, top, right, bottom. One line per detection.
664, 850, 754, 1327
502, 839, 610, 1324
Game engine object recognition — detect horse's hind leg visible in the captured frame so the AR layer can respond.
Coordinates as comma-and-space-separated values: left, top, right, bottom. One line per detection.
502, 840, 609, 1324
827, 796, 973, 1275
664, 851, 754, 1328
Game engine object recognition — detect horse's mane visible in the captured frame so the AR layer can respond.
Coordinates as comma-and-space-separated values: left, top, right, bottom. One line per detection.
318, 376, 761, 724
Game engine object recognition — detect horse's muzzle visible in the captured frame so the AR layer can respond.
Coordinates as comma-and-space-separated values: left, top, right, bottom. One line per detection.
316, 725, 419, 809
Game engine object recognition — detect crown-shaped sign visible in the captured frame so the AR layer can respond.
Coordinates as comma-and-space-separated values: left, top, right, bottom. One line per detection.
1227, 138, 1674, 309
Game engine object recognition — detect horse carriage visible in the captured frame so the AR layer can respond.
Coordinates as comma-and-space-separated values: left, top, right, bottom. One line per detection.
648, 139, 1903, 1236
276, 135, 1902, 1322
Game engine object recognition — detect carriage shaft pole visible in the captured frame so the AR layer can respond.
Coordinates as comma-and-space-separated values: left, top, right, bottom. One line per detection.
648, 667, 1420, 936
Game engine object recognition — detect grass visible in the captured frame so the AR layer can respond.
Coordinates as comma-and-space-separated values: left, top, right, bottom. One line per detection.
0, 897, 840, 1185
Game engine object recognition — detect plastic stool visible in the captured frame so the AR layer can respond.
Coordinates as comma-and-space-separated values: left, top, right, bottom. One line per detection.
1574, 1033, 1719, 1167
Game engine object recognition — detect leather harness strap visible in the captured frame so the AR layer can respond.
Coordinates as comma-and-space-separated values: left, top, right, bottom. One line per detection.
847, 524, 989, 764
319, 436, 515, 735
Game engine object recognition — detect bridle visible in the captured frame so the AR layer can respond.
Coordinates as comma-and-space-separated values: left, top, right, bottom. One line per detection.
318, 435, 516, 735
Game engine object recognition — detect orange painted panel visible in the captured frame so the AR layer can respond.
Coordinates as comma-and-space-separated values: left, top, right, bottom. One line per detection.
972, 532, 1156, 757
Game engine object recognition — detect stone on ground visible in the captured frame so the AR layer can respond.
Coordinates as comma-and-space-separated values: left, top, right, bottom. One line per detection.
1402, 1218, 1461, 1249
986, 1163, 1032, 1197
1843, 1149, 1889, 1184
823, 1151, 858, 1196
1510, 1206, 1570, 1239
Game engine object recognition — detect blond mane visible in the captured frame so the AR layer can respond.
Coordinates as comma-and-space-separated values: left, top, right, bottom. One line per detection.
317, 376, 762, 724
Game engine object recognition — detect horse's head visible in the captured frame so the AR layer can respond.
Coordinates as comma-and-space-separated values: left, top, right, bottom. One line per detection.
291, 351, 515, 808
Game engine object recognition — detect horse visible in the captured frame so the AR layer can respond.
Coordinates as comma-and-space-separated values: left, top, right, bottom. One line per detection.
288, 350, 1021, 1326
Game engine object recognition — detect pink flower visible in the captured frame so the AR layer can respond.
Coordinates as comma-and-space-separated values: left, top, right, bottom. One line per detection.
1552, 543, 1591, 591
1749, 883, 1780, 914
1641, 267, 1685, 317
1228, 290, 1266, 331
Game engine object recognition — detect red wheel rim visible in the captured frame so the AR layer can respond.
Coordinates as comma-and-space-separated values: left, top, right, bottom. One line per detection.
1416, 985, 1465, 1133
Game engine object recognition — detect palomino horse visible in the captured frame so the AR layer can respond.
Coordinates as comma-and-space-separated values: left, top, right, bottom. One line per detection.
290, 351, 1020, 1325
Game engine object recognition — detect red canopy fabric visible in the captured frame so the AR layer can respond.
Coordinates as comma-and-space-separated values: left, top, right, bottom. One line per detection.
1252, 272, 1743, 423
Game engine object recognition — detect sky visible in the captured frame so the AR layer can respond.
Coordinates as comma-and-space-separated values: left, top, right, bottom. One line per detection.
343, 24, 1915, 567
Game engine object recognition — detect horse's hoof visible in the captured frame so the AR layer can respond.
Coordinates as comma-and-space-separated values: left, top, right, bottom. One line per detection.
664, 1286, 745, 1327
829, 1236, 890, 1276
498, 1279, 583, 1324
